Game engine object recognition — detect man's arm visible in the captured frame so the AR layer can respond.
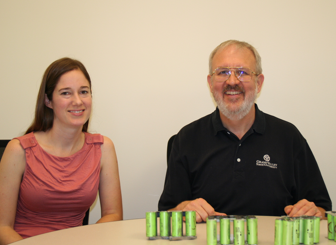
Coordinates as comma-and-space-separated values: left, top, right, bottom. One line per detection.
159, 134, 225, 222
292, 137, 331, 218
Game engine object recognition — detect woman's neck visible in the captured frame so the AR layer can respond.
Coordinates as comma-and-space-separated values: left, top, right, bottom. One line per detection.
35, 126, 85, 157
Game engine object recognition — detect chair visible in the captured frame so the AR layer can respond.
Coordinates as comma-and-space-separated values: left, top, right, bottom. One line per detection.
167, 135, 176, 164
82, 209, 90, 225
0, 140, 10, 161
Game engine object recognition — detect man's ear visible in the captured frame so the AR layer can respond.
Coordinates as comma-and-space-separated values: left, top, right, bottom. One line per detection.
256, 74, 264, 94
44, 94, 53, 109
207, 74, 213, 91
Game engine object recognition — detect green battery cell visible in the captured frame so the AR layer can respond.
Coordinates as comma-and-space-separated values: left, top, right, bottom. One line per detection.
207, 216, 218, 245
333, 215, 336, 242
327, 212, 335, 240
234, 218, 245, 245
313, 217, 320, 244
303, 217, 314, 245
220, 217, 231, 245
185, 211, 196, 238
146, 211, 157, 239
274, 218, 283, 245
159, 211, 170, 238
292, 217, 300, 245
230, 215, 236, 244
282, 217, 293, 245
299, 216, 305, 244
171, 211, 183, 238
247, 216, 258, 245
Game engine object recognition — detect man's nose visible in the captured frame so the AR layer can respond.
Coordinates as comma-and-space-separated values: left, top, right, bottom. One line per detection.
226, 70, 240, 85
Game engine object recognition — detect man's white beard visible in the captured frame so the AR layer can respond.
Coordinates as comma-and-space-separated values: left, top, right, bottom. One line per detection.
213, 85, 258, 121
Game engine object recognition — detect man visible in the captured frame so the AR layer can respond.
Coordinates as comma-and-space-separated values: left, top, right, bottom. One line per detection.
158, 40, 331, 223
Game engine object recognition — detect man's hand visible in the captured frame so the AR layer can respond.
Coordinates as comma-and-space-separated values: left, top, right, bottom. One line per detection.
172, 198, 226, 223
284, 199, 324, 218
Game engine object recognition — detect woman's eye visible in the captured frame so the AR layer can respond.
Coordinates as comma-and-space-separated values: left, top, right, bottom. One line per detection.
61, 92, 70, 95
81, 90, 89, 95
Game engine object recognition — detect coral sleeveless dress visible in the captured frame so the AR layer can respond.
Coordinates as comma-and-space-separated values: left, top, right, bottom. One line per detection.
13, 132, 103, 238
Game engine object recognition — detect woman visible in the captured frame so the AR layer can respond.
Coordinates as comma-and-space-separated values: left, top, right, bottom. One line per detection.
0, 58, 123, 244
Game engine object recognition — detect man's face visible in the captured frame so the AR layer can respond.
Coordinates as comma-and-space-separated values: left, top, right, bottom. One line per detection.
207, 45, 264, 120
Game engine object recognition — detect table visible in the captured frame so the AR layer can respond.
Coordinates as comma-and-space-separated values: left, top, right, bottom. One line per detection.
12, 216, 332, 245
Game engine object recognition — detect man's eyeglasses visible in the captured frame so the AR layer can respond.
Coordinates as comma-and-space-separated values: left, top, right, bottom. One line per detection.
210, 67, 259, 83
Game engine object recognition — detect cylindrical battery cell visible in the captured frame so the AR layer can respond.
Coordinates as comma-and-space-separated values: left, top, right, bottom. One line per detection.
185, 211, 196, 238
282, 217, 293, 245
220, 216, 231, 245
333, 215, 336, 242
313, 217, 320, 244
333, 214, 336, 242
146, 211, 157, 239
299, 216, 305, 244
247, 216, 258, 245
159, 211, 170, 238
234, 218, 245, 245
274, 218, 283, 245
327, 212, 335, 240
292, 217, 300, 245
207, 216, 218, 245
171, 211, 183, 238
229, 215, 236, 244
303, 217, 314, 245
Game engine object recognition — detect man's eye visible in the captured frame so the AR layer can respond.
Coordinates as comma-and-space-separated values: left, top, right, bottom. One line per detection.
237, 69, 250, 76
217, 69, 230, 76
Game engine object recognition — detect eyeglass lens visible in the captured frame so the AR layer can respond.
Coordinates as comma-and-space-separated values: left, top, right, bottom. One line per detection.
215, 68, 252, 82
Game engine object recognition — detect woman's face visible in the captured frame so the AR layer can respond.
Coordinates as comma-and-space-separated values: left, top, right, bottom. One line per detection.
45, 69, 92, 130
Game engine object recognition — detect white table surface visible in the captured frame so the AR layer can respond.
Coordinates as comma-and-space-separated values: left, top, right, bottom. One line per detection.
12, 216, 333, 245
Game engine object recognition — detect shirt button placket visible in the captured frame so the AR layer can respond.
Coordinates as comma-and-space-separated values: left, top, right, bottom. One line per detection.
236, 143, 242, 164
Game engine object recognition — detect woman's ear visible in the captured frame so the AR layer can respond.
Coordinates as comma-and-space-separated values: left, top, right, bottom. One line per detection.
44, 94, 53, 109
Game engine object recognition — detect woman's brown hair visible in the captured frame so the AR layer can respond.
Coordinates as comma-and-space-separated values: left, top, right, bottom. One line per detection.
25, 57, 92, 134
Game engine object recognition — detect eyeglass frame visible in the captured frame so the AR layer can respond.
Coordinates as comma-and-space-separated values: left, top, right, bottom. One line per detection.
210, 67, 260, 83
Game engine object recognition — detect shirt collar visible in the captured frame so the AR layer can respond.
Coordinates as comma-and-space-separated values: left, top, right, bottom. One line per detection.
212, 104, 266, 135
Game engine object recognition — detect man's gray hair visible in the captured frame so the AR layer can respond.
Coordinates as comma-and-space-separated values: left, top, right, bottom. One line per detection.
209, 40, 262, 75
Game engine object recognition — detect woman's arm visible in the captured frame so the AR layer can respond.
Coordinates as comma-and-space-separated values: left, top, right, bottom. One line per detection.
0, 139, 26, 245
96, 136, 123, 223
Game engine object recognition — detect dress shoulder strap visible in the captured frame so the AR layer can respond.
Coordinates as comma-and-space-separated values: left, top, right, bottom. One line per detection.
84, 133, 104, 145
14, 132, 37, 150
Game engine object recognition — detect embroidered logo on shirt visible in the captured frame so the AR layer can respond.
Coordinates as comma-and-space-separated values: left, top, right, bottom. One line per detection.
263, 154, 270, 161
256, 154, 277, 169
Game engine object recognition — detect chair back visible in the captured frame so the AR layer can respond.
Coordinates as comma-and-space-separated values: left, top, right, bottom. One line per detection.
82, 209, 90, 225
0, 140, 10, 161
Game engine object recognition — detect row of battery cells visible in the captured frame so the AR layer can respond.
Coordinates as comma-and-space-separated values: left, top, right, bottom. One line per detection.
207, 215, 258, 245
146, 211, 196, 241
326, 211, 336, 241
274, 216, 320, 245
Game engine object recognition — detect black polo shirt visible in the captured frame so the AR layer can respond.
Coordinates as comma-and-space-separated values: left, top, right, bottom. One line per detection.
158, 104, 331, 216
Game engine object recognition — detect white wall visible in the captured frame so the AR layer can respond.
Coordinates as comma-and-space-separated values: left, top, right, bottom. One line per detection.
0, 1, 335, 223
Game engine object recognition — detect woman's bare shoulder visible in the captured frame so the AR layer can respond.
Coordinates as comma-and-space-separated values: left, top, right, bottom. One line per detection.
0, 138, 26, 173
100, 135, 115, 151
5, 139, 25, 155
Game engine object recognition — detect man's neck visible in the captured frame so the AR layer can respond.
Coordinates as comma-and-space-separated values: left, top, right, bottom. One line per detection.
219, 105, 256, 140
